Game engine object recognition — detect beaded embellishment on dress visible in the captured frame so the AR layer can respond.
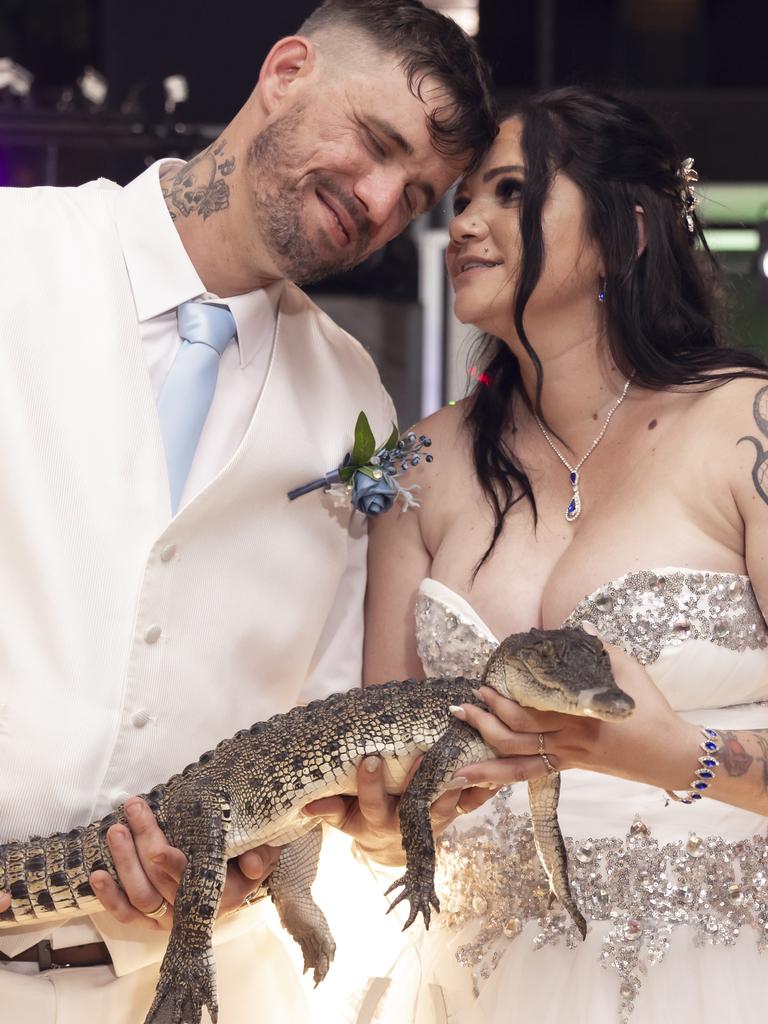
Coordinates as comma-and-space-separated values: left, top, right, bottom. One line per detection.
436, 796, 768, 1023
415, 591, 496, 680
562, 569, 768, 665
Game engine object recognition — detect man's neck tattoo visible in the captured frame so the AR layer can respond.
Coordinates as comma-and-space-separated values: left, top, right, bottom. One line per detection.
161, 140, 236, 221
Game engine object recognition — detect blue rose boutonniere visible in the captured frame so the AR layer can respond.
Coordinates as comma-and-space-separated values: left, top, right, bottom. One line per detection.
288, 412, 433, 517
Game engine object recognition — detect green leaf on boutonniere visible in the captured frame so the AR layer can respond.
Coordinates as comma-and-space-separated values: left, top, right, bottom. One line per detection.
357, 465, 379, 480
351, 411, 376, 466
383, 423, 399, 452
338, 464, 356, 484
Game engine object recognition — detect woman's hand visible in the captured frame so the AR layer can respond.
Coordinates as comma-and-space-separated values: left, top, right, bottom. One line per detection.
88, 798, 281, 932
451, 625, 699, 793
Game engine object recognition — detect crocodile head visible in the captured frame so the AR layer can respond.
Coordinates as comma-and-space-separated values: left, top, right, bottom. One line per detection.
481, 627, 635, 720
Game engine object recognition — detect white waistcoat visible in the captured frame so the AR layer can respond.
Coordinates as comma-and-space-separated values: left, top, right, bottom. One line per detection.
0, 179, 395, 852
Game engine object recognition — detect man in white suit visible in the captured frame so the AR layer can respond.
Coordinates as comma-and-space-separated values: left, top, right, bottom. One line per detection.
0, 0, 494, 1020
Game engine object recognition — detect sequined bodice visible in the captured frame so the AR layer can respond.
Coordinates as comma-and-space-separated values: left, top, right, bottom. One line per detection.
414, 569, 768, 1021
417, 568, 768, 711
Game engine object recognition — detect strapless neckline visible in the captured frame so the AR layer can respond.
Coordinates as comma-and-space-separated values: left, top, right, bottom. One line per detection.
417, 565, 768, 709
421, 565, 753, 642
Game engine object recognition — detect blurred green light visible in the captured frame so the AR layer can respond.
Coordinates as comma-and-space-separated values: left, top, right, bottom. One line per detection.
703, 228, 760, 252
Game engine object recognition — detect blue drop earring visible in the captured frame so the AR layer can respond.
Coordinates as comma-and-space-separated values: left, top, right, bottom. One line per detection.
598, 277, 607, 303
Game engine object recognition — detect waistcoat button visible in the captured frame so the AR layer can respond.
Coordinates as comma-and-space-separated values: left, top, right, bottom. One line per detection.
144, 625, 162, 644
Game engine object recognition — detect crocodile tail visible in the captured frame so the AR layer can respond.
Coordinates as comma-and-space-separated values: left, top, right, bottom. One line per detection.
65, 822, 115, 912
0, 841, 36, 923
0, 844, 14, 922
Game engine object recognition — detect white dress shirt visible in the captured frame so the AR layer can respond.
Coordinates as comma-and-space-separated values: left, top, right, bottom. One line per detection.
117, 159, 279, 508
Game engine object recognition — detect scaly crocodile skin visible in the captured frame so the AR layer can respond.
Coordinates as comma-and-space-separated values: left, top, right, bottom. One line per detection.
0, 627, 628, 1024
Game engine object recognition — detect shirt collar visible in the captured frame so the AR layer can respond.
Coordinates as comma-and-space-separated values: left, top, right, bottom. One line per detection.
115, 159, 206, 322
115, 158, 283, 369
224, 284, 283, 370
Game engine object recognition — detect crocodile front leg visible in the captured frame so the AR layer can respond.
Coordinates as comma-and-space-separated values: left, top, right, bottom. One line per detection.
144, 787, 231, 1024
268, 824, 335, 985
387, 719, 488, 930
527, 773, 586, 938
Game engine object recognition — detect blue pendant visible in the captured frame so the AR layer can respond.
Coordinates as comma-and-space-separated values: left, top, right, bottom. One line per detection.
565, 470, 581, 522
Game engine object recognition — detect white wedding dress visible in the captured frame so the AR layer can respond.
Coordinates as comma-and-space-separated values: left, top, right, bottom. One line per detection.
409, 568, 768, 1023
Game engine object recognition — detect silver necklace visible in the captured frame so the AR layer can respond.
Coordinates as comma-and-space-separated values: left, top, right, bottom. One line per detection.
534, 375, 633, 523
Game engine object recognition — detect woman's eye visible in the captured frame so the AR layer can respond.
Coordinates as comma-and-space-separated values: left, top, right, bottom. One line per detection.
452, 196, 469, 215
497, 178, 523, 202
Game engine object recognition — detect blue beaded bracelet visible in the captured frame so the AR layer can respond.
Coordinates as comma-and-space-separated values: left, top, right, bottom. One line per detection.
665, 728, 721, 805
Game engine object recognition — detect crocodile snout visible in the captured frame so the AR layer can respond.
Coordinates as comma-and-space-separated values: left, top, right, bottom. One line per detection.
578, 687, 635, 719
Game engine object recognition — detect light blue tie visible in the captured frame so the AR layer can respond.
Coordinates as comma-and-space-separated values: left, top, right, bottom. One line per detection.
157, 301, 237, 514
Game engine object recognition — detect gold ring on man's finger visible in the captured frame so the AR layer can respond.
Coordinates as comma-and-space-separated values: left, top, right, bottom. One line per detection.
242, 887, 270, 908
144, 898, 169, 920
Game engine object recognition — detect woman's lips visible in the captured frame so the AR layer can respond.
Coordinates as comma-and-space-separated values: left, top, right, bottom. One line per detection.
452, 258, 503, 283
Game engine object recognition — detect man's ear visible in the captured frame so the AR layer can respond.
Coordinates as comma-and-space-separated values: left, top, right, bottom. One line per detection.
634, 203, 647, 257
257, 36, 316, 115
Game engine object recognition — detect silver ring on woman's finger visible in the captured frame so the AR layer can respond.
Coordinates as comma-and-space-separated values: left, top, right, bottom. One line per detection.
537, 733, 558, 775
144, 898, 169, 920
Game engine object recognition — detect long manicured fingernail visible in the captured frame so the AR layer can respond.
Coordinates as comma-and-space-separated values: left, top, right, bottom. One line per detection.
581, 620, 599, 635
363, 756, 381, 773
449, 705, 467, 720
124, 800, 143, 820
445, 776, 469, 790
90, 875, 105, 890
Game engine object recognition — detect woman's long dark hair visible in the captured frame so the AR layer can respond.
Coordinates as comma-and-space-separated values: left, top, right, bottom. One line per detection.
466, 87, 768, 571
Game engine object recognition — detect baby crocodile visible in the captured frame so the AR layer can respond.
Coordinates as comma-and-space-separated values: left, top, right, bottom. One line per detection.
0, 627, 632, 1024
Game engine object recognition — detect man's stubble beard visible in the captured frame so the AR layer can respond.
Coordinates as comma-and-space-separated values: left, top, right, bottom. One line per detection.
248, 110, 371, 286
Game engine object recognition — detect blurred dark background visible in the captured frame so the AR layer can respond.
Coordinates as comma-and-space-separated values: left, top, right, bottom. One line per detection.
1, 0, 767, 419
2, 0, 767, 182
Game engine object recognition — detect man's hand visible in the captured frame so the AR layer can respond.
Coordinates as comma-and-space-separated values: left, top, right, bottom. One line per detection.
302, 756, 495, 867
10, 797, 281, 933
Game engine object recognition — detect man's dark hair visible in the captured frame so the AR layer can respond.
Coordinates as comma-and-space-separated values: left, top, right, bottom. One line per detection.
299, 0, 496, 171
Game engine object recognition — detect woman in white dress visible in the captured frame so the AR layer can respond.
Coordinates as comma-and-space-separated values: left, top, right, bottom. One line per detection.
364, 88, 768, 1023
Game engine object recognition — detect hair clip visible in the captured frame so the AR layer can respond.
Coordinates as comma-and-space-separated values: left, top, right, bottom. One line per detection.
677, 156, 699, 234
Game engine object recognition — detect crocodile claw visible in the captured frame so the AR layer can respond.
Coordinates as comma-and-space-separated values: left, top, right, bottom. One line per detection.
144, 954, 218, 1024
294, 926, 336, 986
385, 873, 441, 930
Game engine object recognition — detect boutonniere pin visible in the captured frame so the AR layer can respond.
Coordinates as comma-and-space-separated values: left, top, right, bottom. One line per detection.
287, 412, 433, 516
